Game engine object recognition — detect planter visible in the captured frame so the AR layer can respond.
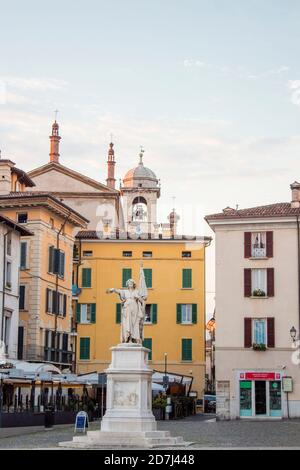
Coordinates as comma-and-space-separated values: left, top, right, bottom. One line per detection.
252, 343, 267, 351
152, 407, 165, 420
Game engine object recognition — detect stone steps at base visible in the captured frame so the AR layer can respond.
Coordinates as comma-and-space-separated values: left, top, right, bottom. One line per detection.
84, 430, 171, 440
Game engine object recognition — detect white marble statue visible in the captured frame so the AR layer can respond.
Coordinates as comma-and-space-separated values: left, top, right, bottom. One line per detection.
106, 267, 148, 344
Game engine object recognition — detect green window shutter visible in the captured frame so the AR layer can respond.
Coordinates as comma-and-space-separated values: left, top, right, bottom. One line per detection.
182, 269, 192, 288
122, 268, 132, 287
192, 304, 197, 324
116, 304, 121, 324
91, 303, 96, 323
176, 304, 182, 324
151, 304, 157, 324
76, 303, 81, 323
82, 268, 92, 288
143, 338, 152, 360
144, 269, 152, 288
48, 246, 54, 273
20, 242, 27, 269
182, 339, 192, 361
79, 337, 90, 360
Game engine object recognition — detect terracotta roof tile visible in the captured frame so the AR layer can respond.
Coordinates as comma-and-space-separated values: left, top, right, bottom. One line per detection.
205, 202, 300, 221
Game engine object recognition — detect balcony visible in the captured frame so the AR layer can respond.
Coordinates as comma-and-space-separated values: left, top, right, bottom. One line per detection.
19, 345, 74, 366
251, 245, 266, 258
72, 284, 82, 297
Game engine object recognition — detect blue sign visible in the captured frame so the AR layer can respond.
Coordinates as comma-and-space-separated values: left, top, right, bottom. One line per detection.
74, 411, 88, 433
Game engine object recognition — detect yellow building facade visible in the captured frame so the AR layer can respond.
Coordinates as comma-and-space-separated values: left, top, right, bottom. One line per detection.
73, 235, 210, 397
0, 161, 88, 369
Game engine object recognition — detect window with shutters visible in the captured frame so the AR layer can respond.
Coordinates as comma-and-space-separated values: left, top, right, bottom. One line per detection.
5, 261, 11, 288
144, 269, 152, 288
182, 269, 192, 288
82, 268, 92, 288
177, 304, 197, 324
46, 288, 53, 313
244, 317, 275, 349
251, 269, 267, 297
116, 303, 121, 324
122, 268, 132, 287
253, 319, 267, 345
80, 337, 90, 360
144, 304, 158, 324
251, 232, 266, 258
244, 231, 273, 259
143, 338, 152, 360
77, 304, 96, 324
49, 247, 65, 278
19, 285, 26, 310
182, 339, 192, 361
6, 232, 12, 256
20, 242, 27, 270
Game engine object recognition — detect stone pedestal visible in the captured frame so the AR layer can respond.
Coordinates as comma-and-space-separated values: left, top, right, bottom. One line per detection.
59, 344, 190, 448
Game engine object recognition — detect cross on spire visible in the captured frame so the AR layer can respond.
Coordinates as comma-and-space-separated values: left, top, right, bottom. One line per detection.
54, 109, 59, 122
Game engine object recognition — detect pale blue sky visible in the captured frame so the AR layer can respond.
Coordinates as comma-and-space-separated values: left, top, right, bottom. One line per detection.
1, 1, 300, 310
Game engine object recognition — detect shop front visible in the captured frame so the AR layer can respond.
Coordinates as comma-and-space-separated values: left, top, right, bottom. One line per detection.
239, 371, 283, 418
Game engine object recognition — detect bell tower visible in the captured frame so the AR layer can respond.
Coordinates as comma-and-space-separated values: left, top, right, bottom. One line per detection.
106, 141, 116, 189
49, 118, 61, 164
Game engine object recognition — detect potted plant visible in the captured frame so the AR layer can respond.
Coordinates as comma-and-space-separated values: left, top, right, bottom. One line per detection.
152, 395, 167, 420
252, 343, 267, 351
252, 289, 266, 297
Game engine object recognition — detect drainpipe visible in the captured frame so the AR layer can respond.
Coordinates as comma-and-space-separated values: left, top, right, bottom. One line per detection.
54, 212, 71, 367
297, 216, 300, 341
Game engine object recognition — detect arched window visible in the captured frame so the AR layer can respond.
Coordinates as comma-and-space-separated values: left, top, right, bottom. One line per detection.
132, 196, 148, 222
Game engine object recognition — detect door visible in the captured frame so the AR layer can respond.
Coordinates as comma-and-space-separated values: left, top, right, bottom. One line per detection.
255, 381, 266, 415
269, 381, 282, 417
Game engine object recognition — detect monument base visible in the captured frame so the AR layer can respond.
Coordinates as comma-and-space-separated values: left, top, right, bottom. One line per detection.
59, 344, 191, 448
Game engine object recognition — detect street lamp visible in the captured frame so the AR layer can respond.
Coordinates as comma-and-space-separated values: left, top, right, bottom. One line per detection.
290, 326, 297, 343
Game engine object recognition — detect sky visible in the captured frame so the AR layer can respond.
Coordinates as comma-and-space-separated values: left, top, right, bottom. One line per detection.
1, 0, 300, 315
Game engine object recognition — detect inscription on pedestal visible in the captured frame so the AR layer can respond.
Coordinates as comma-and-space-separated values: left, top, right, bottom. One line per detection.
113, 381, 139, 407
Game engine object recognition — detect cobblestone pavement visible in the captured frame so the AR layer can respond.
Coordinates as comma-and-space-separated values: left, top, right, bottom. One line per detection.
1, 415, 300, 449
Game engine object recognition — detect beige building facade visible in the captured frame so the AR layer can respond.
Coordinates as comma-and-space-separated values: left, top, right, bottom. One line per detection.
206, 183, 300, 419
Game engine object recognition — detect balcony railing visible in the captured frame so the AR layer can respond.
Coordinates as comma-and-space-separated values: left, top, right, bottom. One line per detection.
251, 245, 266, 258
19, 345, 74, 366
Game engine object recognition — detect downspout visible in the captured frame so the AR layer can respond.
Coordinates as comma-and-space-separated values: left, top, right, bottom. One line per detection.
297, 216, 300, 340
54, 212, 71, 366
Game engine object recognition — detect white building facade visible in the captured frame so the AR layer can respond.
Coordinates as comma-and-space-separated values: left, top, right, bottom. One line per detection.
0, 215, 32, 359
206, 182, 300, 420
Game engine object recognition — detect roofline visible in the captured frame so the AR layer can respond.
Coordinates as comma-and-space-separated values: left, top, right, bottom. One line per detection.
75, 231, 212, 244
0, 214, 33, 236
28, 162, 119, 194
0, 193, 89, 226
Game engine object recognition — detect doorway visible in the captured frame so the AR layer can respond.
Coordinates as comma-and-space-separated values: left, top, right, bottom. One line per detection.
255, 381, 266, 415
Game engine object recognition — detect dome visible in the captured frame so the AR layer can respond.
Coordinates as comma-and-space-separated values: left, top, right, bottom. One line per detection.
123, 151, 159, 189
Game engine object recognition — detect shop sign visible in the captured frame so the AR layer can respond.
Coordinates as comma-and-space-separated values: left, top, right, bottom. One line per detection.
282, 376, 293, 393
244, 372, 277, 380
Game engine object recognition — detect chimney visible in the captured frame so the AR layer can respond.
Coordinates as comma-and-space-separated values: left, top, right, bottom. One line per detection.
106, 141, 116, 189
291, 181, 300, 208
0, 159, 14, 195
49, 120, 61, 163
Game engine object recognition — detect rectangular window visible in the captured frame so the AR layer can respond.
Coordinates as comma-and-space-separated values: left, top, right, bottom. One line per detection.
144, 304, 157, 324
253, 319, 267, 345
182, 269, 192, 288
17, 326, 24, 360
143, 338, 152, 360
251, 232, 266, 258
182, 251, 191, 258
46, 288, 53, 313
17, 213, 28, 224
77, 304, 96, 324
143, 251, 152, 258
181, 304, 192, 323
49, 247, 65, 278
144, 269, 152, 288
252, 269, 267, 297
177, 304, 197, 324
182, 339, 192, 361
82, 268, 92, 288
122, 268, 132, 287
6, 232, 12, 256
6, 261, 11, 288
122, 251, 132, 257
83, 250, 93, 257
116, 303, 121, 324
80, 337, 90, 360
19, 285, 26, 310
20, 242, 27, 270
